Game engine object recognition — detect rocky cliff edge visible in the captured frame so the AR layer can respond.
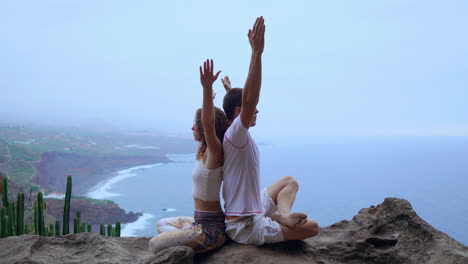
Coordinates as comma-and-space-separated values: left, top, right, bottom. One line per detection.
0, 198, 466, 264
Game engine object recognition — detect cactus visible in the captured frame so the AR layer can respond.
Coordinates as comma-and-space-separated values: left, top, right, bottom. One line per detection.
100, 223, 105, 236
0, 206, 4, 236
24, 223, 29, 235
1, 178, 8, 208
37, 192, 45, 236
4, 215, 10, 236
73, 217, 78, 234
73, 210, 81, 234
77, 211, 81, 233
0, 207, 6, 238
115, 221, 121, 237
81, 223, 85, 233
33, 201, 38, 235
87, 224, 91, 233
55, 220, 60, 236
63, 176, 72, 235
8, 202, 16, 236
16, 192, 24, 235
11, 199, 16, 221
107, 224, 113, 237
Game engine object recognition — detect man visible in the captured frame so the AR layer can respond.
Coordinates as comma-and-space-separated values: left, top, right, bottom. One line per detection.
221, 16, 319, 245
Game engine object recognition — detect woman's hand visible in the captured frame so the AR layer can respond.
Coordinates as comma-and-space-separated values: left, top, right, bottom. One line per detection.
199, 59, 221, 90
221, 76, 232, 92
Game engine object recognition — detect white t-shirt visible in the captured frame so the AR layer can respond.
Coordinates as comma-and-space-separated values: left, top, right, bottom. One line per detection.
222, 116, 262, 216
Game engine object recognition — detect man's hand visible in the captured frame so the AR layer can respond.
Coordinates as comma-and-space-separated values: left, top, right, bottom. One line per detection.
199, 59, 221, 90
240, 16, 265, 129
221, 76, 232, 92
248, 16, 265, 55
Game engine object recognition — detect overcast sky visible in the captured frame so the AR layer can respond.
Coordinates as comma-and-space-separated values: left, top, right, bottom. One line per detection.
1, 0, 467, 137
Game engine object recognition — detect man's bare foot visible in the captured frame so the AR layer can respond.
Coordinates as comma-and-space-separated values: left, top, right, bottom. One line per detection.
274, 212, 307, 228
296, 217, 308, 227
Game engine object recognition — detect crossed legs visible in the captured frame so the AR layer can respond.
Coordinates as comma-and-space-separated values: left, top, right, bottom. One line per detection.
267, 176, 319, 240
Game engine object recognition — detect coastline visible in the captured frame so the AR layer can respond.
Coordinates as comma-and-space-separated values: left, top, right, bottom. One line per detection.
85, 162, 163, 237
120, 213, 154, 237
84, 153, 196, 237
86, 163, 164, 199
35, 151, 171, 196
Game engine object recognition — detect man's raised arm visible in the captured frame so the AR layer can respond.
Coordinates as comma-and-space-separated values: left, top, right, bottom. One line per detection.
240, 16, 265, 129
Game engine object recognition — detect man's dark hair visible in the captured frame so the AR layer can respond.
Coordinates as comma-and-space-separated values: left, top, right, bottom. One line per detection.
223, 88, 243, 121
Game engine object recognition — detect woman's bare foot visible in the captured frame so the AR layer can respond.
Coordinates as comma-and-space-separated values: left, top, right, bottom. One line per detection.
273, 212, 308, 228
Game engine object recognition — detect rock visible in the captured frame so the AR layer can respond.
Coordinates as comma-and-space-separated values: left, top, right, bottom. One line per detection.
0, 233, 152, 264
0, 198, 466, 264
145, 246, 194, 264
301, 197, 468, 264
194, 198, 467, 264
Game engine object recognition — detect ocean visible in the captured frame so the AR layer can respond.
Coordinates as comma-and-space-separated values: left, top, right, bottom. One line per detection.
87, 136, 468, 245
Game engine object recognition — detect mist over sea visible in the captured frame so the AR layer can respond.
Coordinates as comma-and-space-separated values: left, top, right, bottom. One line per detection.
88, 136, 468, 245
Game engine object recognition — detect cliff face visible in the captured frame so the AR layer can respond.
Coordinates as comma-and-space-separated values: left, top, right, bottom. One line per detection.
45, 198, 141, 226
35, 151, 169, 195
0, 198, 466, 264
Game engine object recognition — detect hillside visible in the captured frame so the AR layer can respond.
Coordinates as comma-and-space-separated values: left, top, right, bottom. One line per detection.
0, 124, 195, 194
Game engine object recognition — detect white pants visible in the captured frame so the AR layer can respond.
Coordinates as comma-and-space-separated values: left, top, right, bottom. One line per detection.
225, 188, 284, 245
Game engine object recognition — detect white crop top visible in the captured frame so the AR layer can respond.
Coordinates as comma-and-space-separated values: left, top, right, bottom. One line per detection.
192, 160, 223, 201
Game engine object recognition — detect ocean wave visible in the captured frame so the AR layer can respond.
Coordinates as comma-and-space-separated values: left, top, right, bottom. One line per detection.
87, 163, 162, 199
166, 153, 195, 163
121, 213, 154, 237
125, 144, 160, 149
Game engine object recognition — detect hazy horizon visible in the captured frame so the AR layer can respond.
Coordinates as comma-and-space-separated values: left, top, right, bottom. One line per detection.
1, 1, 467, 137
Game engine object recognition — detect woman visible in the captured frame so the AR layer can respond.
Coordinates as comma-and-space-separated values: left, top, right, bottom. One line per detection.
149, 59, 229, 254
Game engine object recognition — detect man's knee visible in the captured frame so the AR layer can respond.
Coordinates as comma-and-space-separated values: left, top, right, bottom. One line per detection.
281, 176, 298, 190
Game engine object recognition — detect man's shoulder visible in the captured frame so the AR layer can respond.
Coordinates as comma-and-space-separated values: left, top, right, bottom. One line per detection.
224, 124, 236, 140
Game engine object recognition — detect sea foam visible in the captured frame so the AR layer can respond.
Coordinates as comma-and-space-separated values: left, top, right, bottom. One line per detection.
121, 213, 154, 237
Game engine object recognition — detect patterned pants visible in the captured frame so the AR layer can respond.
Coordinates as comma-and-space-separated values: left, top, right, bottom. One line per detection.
149, 211, 227, 254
